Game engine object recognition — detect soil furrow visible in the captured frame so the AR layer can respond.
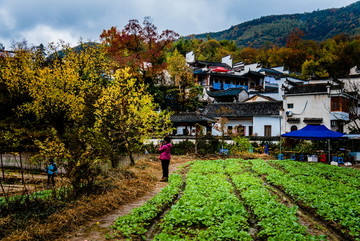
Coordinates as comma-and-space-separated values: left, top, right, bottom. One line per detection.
144, 165, 188, 240
261, 174, 352, 241
227, 175, 260, 240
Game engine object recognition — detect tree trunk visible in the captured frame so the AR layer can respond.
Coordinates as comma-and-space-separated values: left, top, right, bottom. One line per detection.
125, 140, 135, 166
110, 152, 119, 168
1, 153, 4, 180
128, 150, 135, 166
19, 153, 25, 185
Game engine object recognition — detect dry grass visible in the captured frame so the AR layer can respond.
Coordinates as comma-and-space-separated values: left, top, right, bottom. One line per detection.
1, 158, 163, 241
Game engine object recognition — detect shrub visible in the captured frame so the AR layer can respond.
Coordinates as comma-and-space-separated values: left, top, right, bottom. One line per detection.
230, 136, 251, 154
172, 140, 195, 155
197, 136, 220, 155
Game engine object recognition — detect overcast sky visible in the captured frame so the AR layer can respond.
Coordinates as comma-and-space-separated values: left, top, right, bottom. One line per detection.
0, 0, 358, 49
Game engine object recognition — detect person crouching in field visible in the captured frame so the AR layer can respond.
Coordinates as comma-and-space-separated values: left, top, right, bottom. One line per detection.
45, 160, 58, 188
158, 136, 172, 182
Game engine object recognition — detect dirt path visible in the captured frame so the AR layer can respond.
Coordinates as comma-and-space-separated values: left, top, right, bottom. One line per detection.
64, 160, 188, 241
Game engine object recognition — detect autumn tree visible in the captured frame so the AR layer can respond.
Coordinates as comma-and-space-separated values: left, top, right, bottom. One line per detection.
232, 47, 259, 64
0, 42, 38, 115
1, 41, 113, 188
100, 17, 179, 86
0, 41, 44, 156
166, 49, 202, 110
94, 68, 173, 166
285, 28, 305, 49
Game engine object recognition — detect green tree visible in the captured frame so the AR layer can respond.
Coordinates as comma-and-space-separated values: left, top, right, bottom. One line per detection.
301, 59, 329, 79
195, 39, 222, 62
230, 136, 251, 154
167, 49, 198, 107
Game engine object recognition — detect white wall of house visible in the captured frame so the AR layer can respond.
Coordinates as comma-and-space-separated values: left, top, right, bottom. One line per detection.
221, 55, 232, 67
175, 126, 207, 136
186, 51, 195, 63
253, 116, 281, 136
283, 94, 332, 132
212, 119, 253, 136
211, 118, 281, 137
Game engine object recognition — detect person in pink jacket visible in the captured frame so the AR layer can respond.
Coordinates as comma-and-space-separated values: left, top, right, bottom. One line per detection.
158, 136, 172, 182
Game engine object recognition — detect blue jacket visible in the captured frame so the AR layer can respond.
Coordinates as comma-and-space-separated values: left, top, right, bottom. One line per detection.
46, 163, 58, 175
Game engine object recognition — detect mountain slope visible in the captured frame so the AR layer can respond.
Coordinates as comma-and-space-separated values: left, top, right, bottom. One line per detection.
192, 1, 360, 47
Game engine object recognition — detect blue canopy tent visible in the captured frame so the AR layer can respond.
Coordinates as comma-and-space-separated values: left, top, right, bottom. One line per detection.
281, 125, 344, 162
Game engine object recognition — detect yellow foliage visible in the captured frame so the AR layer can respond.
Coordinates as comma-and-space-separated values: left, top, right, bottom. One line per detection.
94, 68, 173, 145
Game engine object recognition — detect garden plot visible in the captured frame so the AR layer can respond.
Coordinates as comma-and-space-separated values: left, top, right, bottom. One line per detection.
110, 159, 359, 240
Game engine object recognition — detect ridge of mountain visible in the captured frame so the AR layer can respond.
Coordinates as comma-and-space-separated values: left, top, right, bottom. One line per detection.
191, 1, 360, 47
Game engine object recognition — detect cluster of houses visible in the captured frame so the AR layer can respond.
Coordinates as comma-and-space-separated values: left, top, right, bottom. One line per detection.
170, 52, 360, 142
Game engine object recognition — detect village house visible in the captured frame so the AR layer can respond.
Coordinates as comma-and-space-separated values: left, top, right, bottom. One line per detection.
282, 74, 359, 133
180, 52, 288, 140
169, 53, 360, 143
202, 101, 282, 140
170, 112, 214, 137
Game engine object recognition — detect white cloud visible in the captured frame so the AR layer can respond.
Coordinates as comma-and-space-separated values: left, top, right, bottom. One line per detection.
0, 8, 16, 29
0, 0, 358, 48
21, 24, 81, 46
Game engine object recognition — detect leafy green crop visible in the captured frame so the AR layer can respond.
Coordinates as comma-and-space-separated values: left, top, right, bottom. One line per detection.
110, 173, 183, 239
154, 160, 251, 240
251, 159, 360, 239
109, 159, 359, 240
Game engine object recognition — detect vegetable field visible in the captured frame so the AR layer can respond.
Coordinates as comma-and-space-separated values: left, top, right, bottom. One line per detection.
110, 159, 360, 240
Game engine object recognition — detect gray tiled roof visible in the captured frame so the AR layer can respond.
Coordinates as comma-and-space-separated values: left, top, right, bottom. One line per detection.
171, 112, 215, 123
207, 88, 245, 97
202, 101, 283, 117
286, 83, 328, 94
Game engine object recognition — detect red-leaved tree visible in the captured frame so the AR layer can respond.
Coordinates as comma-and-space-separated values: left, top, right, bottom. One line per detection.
100, 17, 179, 85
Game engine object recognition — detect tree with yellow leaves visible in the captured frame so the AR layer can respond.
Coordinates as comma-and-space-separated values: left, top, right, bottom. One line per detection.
166, 49, 203, 111
94, 68, 173, 166
1, 41, 114, 188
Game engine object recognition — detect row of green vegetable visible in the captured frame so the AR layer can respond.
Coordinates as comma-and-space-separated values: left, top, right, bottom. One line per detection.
226, 160, 324, 241
110, 173, 183, 240
270, 159, 360, 188
250, 159, 360, 239
153, 160, 251, 240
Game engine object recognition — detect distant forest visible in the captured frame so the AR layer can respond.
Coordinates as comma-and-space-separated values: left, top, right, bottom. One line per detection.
190, 1, 360, 48
173, 31, 360, 78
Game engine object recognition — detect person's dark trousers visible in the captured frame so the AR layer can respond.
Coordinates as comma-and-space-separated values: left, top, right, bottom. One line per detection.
161, 159, 170, 178
47, 174, 55, 186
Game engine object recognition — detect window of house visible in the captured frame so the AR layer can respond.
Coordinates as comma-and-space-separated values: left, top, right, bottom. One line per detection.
290, 125, 298, 132
264, 125, 272, 137
331, 97, 349, 112
331, 97, 340, 111
287, 103, 294, 109
227, 126, 233, 135
248, 126, 253, 136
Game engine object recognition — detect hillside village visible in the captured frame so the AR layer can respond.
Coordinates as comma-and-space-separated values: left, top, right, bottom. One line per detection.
2, 46, 359, 146
170, 51, 360, 142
